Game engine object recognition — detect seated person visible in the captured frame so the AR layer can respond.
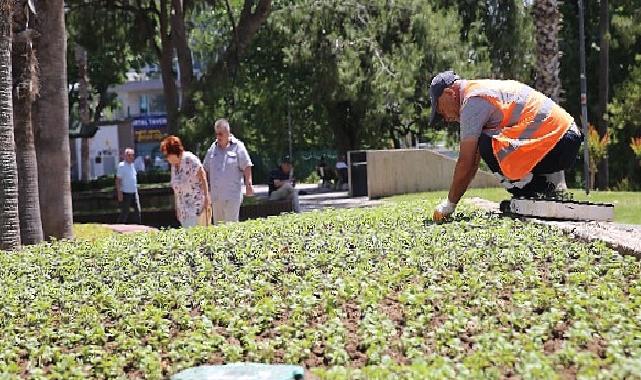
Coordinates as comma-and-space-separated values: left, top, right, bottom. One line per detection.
316, 155, 332, 188
268, 156, 301, 213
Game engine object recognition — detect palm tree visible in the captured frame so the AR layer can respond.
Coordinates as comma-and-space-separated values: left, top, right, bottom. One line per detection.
0, 0, 21, 250
13, 0, 43, 245
533, 0, 567, 189
32, 0, 73, 240
533, 0, 562, 102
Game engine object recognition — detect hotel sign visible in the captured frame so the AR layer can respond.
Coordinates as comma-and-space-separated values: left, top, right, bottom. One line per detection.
132, 115, 168, 142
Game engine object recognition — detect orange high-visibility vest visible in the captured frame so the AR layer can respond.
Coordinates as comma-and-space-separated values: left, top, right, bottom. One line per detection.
462, 80, 575, 180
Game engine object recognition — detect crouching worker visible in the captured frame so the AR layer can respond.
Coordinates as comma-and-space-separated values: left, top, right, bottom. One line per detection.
268, 156, 301, 213
428, 70, 583, 221
161, 136, 212, 228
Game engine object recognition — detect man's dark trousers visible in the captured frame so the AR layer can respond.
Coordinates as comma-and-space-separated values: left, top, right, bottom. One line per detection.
478, 129, 583, 197
117, 192, 141, 224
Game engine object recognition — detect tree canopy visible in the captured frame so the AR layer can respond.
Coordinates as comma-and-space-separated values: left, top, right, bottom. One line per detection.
63, 0, 641, 188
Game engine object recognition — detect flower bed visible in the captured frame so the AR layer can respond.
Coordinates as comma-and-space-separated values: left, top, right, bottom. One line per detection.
1, 200, 640, 379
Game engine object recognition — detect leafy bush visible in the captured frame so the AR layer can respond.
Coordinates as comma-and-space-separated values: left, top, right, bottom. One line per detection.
609, 59, 641, 189
72, 170, 171, 192
1, 201, 640, 379
137, 169, 171, 185
587, 124, 611, 189
630, 137, 641, 162
303, 170, 321, 184
71, 175, 117, 192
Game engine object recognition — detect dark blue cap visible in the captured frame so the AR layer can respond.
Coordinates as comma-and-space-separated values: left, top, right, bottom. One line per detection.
429, 70, 460, 126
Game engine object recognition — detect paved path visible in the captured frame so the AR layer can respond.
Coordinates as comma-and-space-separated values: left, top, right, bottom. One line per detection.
102, 224, 158, 234
466, 197, 641, 258
299, 190, 384, 212
248, 183, 383, 212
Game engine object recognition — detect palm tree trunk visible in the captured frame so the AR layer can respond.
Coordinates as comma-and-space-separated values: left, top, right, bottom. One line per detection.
0, 0, 21, 250
12, 2, 43, 245
596, 0, 609, 189
32, 0, 73, 240
533, 0, 562, 102
533, 0, 567, 188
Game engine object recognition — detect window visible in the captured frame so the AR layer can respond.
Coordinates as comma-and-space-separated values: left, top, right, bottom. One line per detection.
139, 95, 149, 114
150, 94, 166, 114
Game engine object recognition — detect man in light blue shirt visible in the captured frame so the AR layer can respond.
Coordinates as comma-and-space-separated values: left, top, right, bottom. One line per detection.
203, 119, 254, 223
116, 148, 141, 224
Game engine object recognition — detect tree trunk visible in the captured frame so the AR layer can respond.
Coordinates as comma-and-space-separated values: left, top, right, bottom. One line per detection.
32, 0, 73, 240
533, 0, 562, 102
12, 2, 43, 245
597, 0, 609, 189
533, 0, 567, 188
157, 0, 180, 135
170, 0, 194, 115
0, 0, 21, 250
328, 100, 362, 154
93, 85, 112, 123
75, 44, 91, 182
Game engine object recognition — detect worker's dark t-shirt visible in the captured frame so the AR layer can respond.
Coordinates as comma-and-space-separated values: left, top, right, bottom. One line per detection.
268, 167, 291, 195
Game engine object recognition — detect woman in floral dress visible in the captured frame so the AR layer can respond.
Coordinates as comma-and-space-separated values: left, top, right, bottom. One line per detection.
160, 136, 211, 227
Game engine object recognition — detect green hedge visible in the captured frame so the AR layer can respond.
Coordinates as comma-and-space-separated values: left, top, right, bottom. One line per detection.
1, 201, 640, 379
72, 170, 171, 192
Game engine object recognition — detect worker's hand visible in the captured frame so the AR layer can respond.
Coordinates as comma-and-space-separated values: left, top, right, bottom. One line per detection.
117, 191, 123, 203
245, 184, 255, 197
433, 199, 457, 222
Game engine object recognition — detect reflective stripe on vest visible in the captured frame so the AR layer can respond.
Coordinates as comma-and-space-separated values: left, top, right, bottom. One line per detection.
463, 80, 574, 180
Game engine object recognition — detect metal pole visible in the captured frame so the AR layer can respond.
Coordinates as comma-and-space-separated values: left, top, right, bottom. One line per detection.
578, 0, 591, 195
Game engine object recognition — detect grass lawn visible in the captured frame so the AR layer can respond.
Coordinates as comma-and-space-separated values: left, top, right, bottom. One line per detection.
388, 188, 641, 225
73, 224, 116, 241
3, 200, 640, 379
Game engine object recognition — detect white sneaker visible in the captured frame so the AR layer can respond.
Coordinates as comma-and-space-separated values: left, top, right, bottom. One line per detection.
545, 171, 567, 191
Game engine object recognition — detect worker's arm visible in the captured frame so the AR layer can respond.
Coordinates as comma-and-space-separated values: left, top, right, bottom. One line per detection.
273, 176, 295, 189
243, 166, 254, 196
447, 138, 481, 204
433, 138, 480, 221
273, 178, 292, 188
202, 149, 212, 198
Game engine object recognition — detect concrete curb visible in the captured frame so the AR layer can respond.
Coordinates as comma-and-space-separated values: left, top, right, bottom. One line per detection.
465, 197, 641, 259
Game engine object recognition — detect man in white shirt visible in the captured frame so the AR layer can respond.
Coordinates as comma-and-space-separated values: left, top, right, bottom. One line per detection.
116, 148, 141, 224
203, 119, 255, 223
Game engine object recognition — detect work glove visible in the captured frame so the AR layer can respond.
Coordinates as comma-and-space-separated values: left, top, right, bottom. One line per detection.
433, 199, 457, 222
